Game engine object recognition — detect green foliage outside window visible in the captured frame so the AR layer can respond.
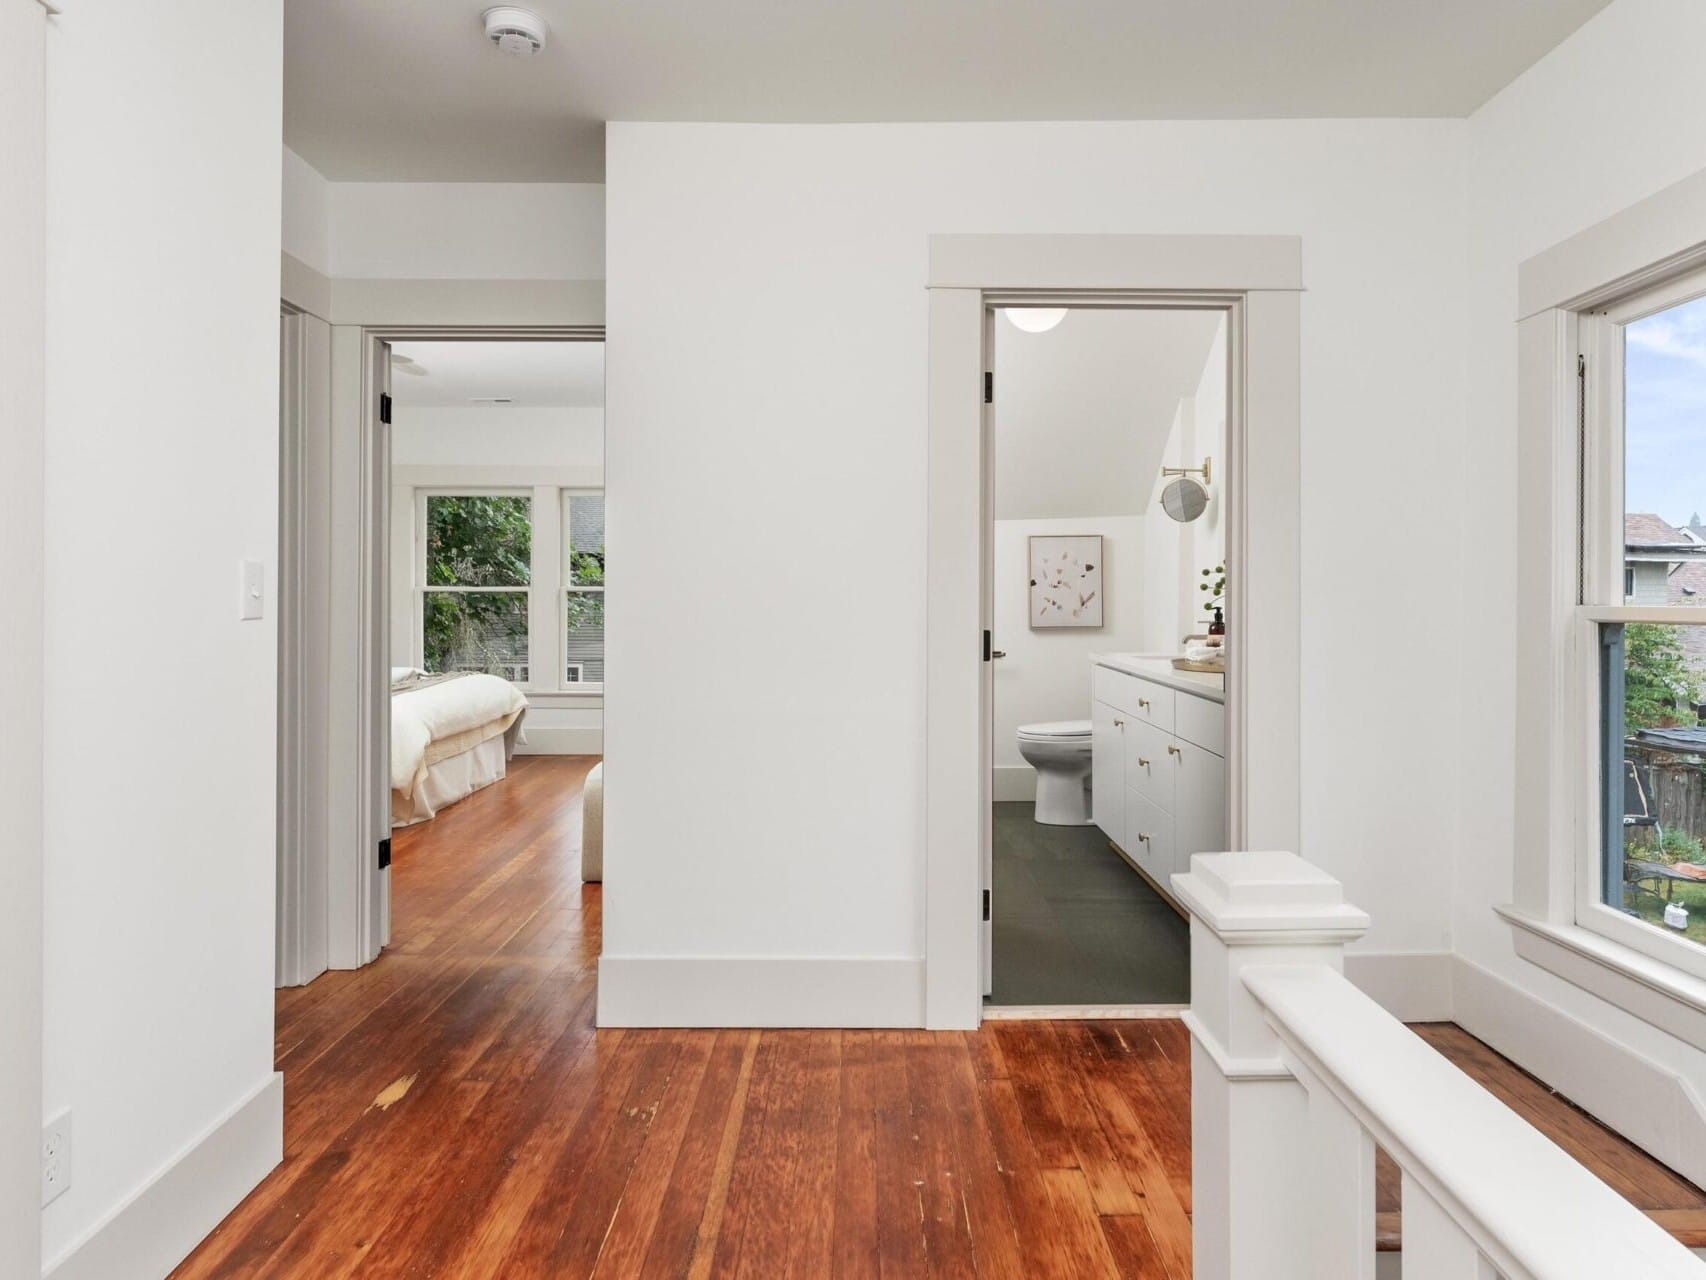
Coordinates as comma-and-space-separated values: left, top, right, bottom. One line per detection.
424, 496, 532, 680
1624, 623, 1699, 731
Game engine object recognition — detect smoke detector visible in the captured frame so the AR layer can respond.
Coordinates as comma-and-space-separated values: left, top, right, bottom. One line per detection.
482, 7, 548, 56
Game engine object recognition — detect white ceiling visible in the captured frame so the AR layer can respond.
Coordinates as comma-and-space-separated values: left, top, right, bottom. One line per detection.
389, 339, 604, 407
994, 308, 1223, 522
285, 0, 1612, 183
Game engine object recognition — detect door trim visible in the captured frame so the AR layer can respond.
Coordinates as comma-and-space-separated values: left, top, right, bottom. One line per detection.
923, 235, 1304, 1029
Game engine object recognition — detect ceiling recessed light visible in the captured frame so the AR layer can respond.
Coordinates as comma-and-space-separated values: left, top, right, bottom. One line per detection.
1004, 308, 1067, 334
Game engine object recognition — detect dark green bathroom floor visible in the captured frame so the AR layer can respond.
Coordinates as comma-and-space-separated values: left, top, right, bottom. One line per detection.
987, 802, 1190, 1007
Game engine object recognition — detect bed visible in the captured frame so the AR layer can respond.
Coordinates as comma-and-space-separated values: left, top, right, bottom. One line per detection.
390, 668, 528, 827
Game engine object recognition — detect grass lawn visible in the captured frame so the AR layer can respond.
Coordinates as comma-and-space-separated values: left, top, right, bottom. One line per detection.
1622, 879, 1706, 947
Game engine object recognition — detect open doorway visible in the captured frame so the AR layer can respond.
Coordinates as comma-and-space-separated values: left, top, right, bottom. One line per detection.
275, 328, 606, 987
984, 305, 1229, 1010
378, 334, 605, 951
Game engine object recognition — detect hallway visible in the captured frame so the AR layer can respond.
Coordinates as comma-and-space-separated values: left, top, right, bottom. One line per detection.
171, 757, 1196, 1278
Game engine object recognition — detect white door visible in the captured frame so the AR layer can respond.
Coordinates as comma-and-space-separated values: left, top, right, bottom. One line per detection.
371, 337, 393, 950
1175, 740, 1228, 878
979, 308, 997, 997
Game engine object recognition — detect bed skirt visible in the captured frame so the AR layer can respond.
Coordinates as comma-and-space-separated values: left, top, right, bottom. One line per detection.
391, 734, 509, 827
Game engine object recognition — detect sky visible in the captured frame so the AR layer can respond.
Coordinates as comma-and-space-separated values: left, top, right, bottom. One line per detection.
1627, 293, 1706, 529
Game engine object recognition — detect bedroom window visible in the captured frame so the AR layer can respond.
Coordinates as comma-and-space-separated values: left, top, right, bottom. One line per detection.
563, 492, 605, 684
1580, 273, 1706, 978
422, 493, 532, 683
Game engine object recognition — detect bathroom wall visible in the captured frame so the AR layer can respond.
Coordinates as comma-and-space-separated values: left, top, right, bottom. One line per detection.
1141, 317, 1228, 650
992, 515, 1145, 799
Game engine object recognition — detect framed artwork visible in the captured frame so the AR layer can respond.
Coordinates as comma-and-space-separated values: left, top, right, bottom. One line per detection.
1028, 535, 1103, 628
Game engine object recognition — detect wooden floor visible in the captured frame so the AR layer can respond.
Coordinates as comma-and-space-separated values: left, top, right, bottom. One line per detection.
172, 755, 1704, 1277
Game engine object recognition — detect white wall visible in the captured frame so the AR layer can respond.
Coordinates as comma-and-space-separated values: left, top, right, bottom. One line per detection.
994, 516, 1144, 792
42, 0, 282, 1270
1143, 318, 1228, 649
328, 182, 605, 280
391, 406, 604, 468
1456, 0, 1706, 1133
280, 149, 606, 286
604, 118, 1468, 1006
281, 145, 330, 276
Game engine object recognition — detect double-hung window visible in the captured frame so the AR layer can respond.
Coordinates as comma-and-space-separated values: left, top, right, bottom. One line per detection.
562, 491, 605, 684
1579, 268, 1706, 977
414, 486, 605, 693
421, 492, 532, 683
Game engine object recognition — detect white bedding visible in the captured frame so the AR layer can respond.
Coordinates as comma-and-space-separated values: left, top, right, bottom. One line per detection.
390, 672, 527, 805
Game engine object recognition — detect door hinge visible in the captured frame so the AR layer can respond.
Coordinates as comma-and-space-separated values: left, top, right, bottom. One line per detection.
379, 392, 393, 425
983, 371, 993, 404
983, 629, 992, 662
982, 889, 991, 922
377, 836, 392, 870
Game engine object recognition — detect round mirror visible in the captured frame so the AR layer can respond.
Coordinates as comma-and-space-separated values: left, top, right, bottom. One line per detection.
1160, 476, 1209, 523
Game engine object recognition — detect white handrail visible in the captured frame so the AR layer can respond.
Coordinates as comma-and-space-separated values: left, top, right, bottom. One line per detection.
1245, 963, 1703, 1280
1176, 850, 1706, 1280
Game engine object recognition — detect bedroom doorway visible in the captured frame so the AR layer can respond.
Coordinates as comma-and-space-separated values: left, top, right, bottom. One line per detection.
276, 324, 605, 988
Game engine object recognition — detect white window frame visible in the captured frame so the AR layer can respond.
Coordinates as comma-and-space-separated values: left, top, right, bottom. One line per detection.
1574, 263, 1706, 984
560, 487, 605, 692
409, 483, 606, 696
414, 487, 538, 689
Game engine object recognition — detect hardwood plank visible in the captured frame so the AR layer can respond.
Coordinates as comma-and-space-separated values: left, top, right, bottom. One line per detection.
171, 756, 1706, 1280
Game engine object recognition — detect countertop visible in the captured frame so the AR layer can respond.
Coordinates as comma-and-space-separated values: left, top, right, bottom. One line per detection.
1092, 652, 1226, 704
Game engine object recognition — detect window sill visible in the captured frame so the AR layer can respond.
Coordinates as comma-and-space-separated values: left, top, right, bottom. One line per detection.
1497, 904, 1706, 1053
523, 688, 604, 705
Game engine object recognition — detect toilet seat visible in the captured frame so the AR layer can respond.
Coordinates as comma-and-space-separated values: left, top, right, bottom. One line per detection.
1016, 719, 1092, 742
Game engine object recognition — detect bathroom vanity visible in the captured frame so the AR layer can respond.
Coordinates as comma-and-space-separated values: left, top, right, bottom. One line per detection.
1090, 654, 1226, 910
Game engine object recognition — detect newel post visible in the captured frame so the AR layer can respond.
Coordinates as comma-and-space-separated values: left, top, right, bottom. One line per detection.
1172, 851, 1370, 1280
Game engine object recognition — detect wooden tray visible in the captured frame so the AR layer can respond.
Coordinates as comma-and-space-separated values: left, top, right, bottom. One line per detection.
1171, 657, 1225, 673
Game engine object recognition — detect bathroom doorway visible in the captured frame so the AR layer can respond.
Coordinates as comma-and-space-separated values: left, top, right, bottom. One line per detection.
984, 304, 1231, 1010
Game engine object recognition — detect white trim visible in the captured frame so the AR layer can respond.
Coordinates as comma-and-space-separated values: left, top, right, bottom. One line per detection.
43, 1073, 282, 1280
0, 1, 45, 1272
924, 235, 1303, 1030
595, 956, 924, 1028
1497, 905, 1706, 1053
1518, 167, 1706, 320
524, 689, 605, 707
514, 724, 604, 755
1452, 952, 1706, 1192
982, 1003, 1186, 1020
991, 763, 1037, 802
280, 252, 331, 323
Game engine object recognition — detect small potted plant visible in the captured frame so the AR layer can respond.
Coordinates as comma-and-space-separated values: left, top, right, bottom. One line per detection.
1200, 564, 1226, 645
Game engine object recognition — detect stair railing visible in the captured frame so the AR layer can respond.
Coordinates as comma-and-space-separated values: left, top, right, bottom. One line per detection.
1175, 851, 1705, 1280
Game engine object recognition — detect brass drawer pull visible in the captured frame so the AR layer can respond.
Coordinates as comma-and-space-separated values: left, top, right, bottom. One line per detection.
1167, 744, 1182, 757
1113, 719, 1125, 728
1136, 832, 1151, 843
1138, 698, 1150, 709
1136, 757, 1150, 768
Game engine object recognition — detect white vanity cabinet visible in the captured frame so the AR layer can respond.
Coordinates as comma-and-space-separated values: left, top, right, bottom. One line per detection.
1089, 656, 1226, 906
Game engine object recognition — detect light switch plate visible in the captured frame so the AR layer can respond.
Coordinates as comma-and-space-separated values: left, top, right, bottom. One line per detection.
240, 559, 264, 620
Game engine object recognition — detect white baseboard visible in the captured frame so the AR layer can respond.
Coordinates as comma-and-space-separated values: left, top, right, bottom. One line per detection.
597, 956, 924, 1028
515, 725, 603, 755
46, 1072, 282, 1280
1451, 955, 1706, 1190
1343, 950, 1454, 1022
992, 765, 1037, 802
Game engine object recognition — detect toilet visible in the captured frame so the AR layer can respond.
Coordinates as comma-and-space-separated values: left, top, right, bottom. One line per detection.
1016, 720, 1094, 825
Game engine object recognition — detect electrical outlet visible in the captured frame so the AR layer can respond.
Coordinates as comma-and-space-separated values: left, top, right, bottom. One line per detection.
41, 1109, 71, 1207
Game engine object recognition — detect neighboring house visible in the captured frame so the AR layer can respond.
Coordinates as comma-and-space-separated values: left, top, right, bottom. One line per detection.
1626, 512, 1706, 604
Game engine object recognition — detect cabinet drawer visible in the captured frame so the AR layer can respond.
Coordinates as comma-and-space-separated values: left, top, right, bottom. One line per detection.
1092, 666, 1174, 731
1175, 692, 1225, 756
1124, 790, 1175, 890
1123, 718, 1174, 814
